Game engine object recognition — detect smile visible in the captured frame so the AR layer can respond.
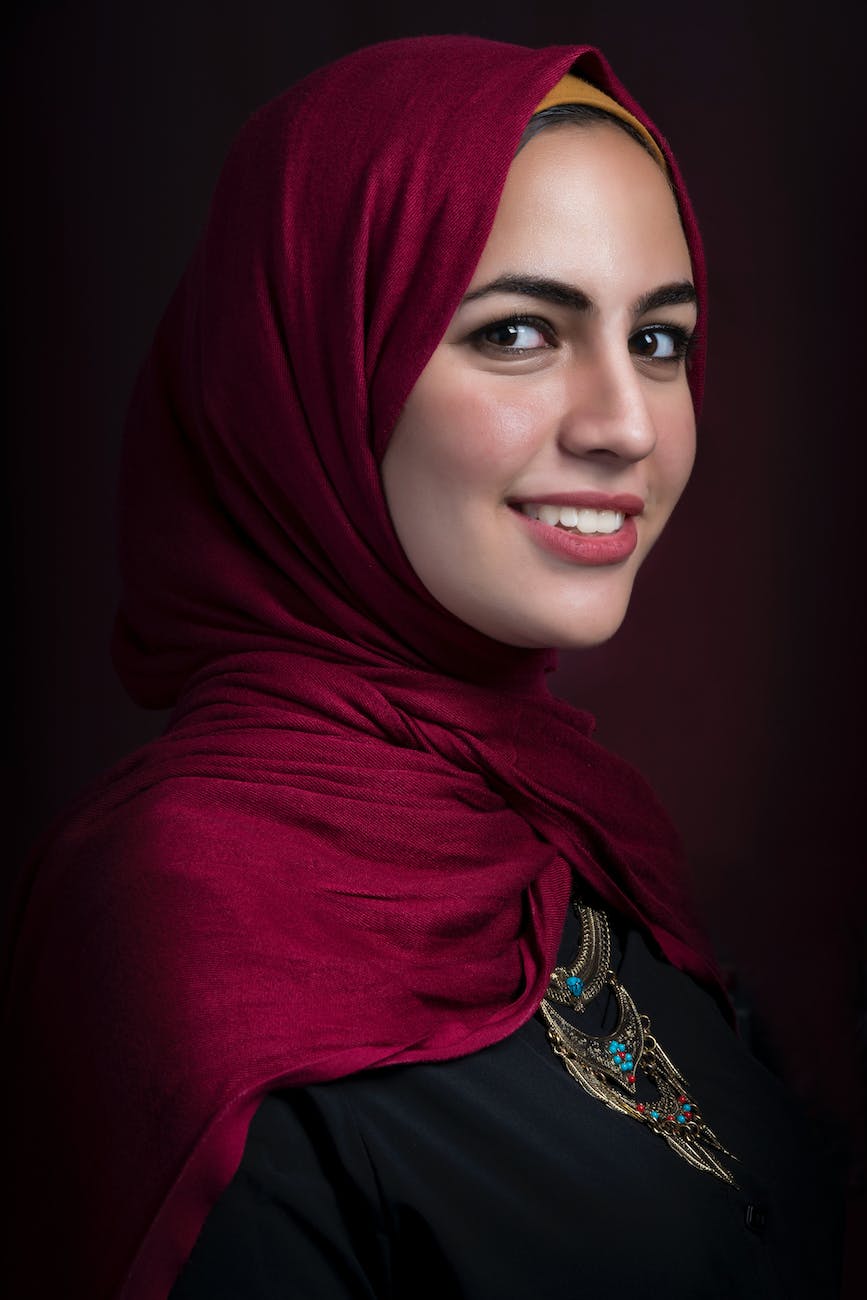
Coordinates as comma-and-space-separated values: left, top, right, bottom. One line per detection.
509, 497, 641, 567
517, 504, 625, 535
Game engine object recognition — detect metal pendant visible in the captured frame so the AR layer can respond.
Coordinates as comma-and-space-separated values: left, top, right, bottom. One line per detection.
540, 900, 738, 1185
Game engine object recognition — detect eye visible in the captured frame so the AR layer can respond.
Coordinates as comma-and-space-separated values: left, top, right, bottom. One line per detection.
629, 324, 692, 363
472, 315, 556, 354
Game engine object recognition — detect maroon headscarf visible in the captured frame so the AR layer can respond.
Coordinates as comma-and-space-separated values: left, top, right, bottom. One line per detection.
6, 36, 717, 1300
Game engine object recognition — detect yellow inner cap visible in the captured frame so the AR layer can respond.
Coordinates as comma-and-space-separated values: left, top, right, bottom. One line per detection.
533, 73, 666, 171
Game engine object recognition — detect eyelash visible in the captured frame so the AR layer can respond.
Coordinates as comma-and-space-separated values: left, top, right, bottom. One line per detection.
469, 314, 696, 363
630, 323, 694, 364
470, 315, 555, 354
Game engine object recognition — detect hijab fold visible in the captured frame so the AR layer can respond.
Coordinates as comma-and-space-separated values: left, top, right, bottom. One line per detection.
5, 36, 719, 1300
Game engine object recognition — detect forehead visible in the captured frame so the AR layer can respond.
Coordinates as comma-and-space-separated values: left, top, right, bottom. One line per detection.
469, 123, 692, 291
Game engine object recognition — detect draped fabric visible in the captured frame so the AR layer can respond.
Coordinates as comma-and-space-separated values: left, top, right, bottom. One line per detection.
5, 36, 718, 1300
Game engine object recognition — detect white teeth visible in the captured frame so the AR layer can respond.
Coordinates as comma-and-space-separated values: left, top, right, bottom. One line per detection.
519, 503, 626, 534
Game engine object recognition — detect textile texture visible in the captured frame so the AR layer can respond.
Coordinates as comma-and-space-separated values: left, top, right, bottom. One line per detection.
5, 35, 717, 1300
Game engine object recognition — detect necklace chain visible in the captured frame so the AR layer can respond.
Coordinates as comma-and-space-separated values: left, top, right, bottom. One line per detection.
540, 898, 737, 1185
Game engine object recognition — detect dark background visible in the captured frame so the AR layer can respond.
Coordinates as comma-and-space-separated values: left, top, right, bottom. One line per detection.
5, 0, 865, 1279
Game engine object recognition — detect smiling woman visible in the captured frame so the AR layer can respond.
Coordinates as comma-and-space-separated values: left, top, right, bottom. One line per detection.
382, 122, 698, 649
4, 35, 843, 1300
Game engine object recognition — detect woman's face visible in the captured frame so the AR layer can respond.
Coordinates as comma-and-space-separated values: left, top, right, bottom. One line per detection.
381, 123, 698, 650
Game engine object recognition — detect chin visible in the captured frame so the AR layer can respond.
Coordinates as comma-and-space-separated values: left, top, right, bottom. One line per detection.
490, 594, 634, 652
525, 577, 637, 650
552, 622, 626, 651
539, 617, 628, 652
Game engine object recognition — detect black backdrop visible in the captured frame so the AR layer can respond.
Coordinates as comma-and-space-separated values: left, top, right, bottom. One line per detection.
5, 0, 865, 1279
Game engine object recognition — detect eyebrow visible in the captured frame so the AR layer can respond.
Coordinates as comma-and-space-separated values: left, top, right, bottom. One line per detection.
460, 274, 697, 318
634, 281, 698, 315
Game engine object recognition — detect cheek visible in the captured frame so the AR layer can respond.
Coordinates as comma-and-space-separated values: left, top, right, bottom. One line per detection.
652, 393, 696, 502
675, 412, 698, 486
666, 419, 696, 481
395, 369, 556, 493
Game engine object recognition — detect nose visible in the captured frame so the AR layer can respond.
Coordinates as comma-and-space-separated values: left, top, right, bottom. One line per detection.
556, 342, 657, 463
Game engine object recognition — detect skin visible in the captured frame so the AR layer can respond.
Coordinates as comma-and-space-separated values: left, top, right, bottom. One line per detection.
381, 123, 699, 650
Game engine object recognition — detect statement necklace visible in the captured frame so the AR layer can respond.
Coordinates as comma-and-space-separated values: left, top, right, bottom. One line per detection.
539, 897, 737, 1185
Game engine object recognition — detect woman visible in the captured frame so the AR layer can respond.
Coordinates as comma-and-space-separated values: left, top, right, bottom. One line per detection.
5, 35, 842, 1299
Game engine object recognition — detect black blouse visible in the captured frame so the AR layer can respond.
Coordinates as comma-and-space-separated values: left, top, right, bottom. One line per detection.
171, 904, 843, 1298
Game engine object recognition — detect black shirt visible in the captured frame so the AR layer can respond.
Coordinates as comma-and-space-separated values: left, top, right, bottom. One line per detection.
172, 904, 843, 1298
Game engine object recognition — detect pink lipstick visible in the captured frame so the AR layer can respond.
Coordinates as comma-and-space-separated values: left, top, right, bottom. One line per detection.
507, 492, 643, 566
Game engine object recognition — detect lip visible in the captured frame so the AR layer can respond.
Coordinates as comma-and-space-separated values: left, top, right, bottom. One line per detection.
509, 503, 640, 567
507, 491, 645, 515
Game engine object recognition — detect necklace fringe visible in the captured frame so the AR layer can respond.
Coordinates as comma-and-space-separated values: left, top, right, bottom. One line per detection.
540, 899, 737, 1185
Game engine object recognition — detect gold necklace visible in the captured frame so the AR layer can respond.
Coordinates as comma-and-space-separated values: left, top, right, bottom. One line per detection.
539, 898, 737, 1185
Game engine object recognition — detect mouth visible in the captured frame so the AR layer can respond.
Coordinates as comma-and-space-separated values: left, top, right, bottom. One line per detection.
515, 503, 626, 535
507, 494, 642, 567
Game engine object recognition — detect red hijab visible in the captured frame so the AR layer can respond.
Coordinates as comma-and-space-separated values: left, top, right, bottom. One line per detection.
6, 36, 718, 1300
